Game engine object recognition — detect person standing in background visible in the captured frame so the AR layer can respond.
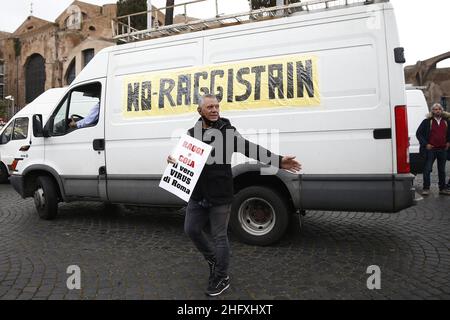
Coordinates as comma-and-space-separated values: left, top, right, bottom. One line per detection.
416, 103, 450, 196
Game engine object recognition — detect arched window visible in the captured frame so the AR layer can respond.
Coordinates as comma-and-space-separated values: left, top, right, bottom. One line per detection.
66, 58, 76, 85
66, 5, 82, 30
25, 54, 46, 103
83, 49, 95, 68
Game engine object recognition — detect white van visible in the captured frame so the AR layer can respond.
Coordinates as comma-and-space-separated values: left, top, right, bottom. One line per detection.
0, 88, 66, 183
10, 0, 415, 245
406, 87, 429, 174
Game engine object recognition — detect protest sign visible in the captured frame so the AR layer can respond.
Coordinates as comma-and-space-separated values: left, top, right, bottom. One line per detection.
159, 134, 212, 202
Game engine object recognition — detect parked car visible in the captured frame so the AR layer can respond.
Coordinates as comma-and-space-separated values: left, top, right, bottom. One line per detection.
406, 87, 430, 175
10, 0, 415, 245
0, 88, 66, 183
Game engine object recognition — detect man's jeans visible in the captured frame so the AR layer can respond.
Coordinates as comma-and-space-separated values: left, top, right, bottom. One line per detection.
184, 199, 231, 279
423, 149, 447, 190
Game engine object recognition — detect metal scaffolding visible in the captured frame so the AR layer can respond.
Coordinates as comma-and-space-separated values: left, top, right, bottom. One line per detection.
112, 0, 388, 43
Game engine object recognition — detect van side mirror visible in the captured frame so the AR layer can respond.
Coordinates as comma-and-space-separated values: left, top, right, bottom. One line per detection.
32, 114, 44, 137
43, 116, 53, 138
0, 133, 6, 145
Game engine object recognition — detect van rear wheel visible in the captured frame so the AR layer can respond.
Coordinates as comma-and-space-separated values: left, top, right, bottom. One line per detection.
34, 176, 59, 220
230, 186, 290, 246
0, 163, 9, 183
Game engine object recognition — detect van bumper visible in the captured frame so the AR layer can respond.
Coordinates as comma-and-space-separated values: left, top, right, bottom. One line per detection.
10, 175, 26, 199
300, 174, 416, 213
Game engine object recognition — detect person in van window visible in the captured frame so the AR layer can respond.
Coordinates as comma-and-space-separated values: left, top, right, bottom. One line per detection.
69, 102, 100, 129
416, 103, 450, 196
167, 94, 301, 297
69, 91, 100, 129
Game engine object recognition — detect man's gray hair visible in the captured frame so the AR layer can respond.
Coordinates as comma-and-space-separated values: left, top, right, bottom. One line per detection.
198, 94, 218, 108
431, 103, 443, 110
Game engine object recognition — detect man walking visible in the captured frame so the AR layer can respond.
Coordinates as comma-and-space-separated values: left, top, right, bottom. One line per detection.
168, 94, 301, 296
416, 103, 450, 196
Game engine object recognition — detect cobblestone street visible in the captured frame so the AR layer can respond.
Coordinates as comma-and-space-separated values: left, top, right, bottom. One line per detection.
0, 168, 449, 300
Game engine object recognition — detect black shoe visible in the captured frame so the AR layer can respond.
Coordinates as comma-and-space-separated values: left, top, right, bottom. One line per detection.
205, 276, 230, 297
207, 259, 216, 285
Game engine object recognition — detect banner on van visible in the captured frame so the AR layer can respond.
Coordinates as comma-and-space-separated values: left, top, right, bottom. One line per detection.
123, 54, 320, 117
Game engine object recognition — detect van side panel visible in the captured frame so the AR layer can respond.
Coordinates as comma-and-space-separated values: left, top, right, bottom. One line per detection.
105, 39, 204, 205
204, 5, 393, 176
104, 3, 414, 211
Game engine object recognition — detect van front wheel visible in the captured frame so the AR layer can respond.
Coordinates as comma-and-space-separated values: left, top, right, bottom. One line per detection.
230, 186, 290, 246
34, 176, 59, 220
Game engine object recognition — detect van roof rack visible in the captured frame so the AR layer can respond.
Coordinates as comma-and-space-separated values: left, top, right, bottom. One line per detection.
405, 84, 427, 90
112, 0, 389, 44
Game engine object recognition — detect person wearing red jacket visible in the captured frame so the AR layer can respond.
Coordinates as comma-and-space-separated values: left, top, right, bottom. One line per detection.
416, 103, 450, 196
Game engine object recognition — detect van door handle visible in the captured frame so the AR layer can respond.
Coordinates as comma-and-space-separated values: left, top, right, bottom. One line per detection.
93, 139, 105, 151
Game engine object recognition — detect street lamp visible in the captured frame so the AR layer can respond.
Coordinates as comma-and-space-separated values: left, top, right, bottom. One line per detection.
5, 95, 15, 120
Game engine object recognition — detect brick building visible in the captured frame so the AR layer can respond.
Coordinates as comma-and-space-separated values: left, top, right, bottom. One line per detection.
0, 1, 185, 116
0, 1, 121, 112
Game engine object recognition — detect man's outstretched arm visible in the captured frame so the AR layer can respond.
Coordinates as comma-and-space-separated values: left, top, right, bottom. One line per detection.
233, 129, 301, 173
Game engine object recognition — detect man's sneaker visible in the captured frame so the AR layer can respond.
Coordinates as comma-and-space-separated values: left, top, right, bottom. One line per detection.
422, 189, 430, 196
439, 189, 450, 196
207, 259, 216, 285
205, 276, 230, 297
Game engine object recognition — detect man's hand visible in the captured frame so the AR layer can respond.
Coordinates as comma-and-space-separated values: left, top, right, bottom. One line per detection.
446, 142, 450, 151
281, 156, 302, 173
69, 118, 77, 129
167, 155, 177, 165
426, 144, 434, 150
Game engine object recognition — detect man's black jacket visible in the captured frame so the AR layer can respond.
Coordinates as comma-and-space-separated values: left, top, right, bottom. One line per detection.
416, 112, 450, 157
187, 117, 282, 205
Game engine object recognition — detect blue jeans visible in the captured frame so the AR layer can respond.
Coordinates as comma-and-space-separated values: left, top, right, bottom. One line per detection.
184, 199, 231, 278
423, 149, 447, 190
